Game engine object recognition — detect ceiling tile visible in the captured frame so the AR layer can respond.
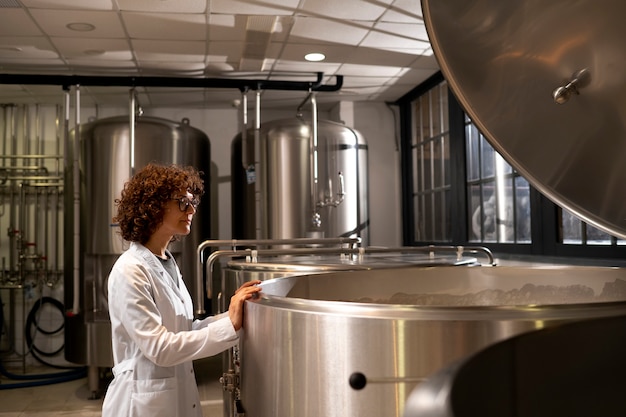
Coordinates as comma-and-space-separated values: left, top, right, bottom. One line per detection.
361, 27, 429, 51
268, 59, 341, 75
300, 0, 393, 20
208, 41, 243, 62
0, 9, 43, 36
209, 0, 300, 15
122, 12, 208, 41
29, 10, 126, 38
0, 37, 58, 59
137, 61, 207, 76
20, 0, 114, 10
374, 21, 429, 42
275, 43, 358, 64
116, 0, 207, 13
381, 0, 422, 22
338, 62, 405, 77
51, 37, 132, 60
132, 39, 206, 62
209, 15, 248, 42
290, 16, 371, 46
348, 47, 419, 68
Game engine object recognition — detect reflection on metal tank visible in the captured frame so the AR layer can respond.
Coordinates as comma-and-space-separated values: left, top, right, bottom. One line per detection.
231, 118, 369, 244
64, 116, 211, 393
240, 265, 626, 417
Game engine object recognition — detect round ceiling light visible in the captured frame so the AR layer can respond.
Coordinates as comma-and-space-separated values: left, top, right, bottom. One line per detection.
304, 52, 326, 62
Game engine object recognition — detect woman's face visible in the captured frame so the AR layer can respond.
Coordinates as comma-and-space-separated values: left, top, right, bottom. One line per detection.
159, 191, 198, 237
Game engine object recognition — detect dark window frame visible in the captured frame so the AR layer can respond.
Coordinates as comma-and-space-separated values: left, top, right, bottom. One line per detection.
397, 72, 626, 260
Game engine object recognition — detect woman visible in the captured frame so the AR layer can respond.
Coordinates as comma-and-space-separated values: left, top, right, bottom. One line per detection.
101, 163, 260, 417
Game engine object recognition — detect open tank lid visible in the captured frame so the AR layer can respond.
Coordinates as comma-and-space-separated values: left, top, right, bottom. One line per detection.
421, 0, 626, 239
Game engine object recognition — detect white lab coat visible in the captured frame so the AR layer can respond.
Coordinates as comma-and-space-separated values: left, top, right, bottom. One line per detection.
102, 242, 238, 417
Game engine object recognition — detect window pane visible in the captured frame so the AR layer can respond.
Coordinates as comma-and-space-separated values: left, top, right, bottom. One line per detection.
482, 185, 496, 242
466, 125, 480, 181
480, 136, 495, 178
515, 176, 531, 243
468, 184, 481, 242
562, 209, 582, 244
586, 224, 611, 245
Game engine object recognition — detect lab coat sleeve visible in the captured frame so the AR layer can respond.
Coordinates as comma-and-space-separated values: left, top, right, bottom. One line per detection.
108, 259, 239, 368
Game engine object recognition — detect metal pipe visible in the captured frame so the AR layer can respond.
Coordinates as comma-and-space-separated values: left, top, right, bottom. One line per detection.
72, 86, 81, 315
254, 89, 264, 239
240, 88, 249, 169
0, 72, 343, 92
129, 88, 136, 173
194, 237, 362, 316
298, 91, 322, 231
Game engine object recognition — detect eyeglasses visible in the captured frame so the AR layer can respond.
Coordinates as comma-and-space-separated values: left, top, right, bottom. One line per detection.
172, 197, 200, 212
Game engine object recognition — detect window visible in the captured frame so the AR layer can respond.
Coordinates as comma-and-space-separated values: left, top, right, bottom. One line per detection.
411, 81, 450, 242
398, 72, 626, 259
466, 119, 531, 244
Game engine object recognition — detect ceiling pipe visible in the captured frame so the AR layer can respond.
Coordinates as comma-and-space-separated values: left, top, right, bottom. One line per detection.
0, 72, 343, 92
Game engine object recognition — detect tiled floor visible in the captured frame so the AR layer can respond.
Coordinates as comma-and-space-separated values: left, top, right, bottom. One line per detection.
0, 355, 225, 416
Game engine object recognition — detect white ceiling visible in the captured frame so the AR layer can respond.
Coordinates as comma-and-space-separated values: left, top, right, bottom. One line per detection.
0, 0, 439, 109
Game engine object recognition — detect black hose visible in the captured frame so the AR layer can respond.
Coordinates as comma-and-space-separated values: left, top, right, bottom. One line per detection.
25, 296, 65, 359
0, 293, 87, 389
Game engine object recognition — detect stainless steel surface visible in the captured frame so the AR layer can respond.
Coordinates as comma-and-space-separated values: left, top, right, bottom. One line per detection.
197, 237, 361, 315
403, 315, 626, 417
217, 245, 490, 312
65, 115, 211, 373
216, 246, 484, 417
231, 118, 369, 243
422, 0, 626, 239
240, 265, 626, 417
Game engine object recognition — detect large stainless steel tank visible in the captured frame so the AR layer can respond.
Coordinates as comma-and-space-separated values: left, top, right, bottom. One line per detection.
240, 265, 626, 417
212, 244, 488, 417
64, 115, 211, 394
231, 118, 369, 244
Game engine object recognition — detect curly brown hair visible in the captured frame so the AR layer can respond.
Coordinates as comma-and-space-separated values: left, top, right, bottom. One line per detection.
113, 163, 205, 244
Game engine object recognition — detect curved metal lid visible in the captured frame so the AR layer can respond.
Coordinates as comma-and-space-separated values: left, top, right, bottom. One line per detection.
422, 0, 626, 239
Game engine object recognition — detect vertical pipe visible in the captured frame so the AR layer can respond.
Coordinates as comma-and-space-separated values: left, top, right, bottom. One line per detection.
240, 89, 248, 169
307, 92, 321, 233
129, 88, 136, 174
54, 105, 61, 282
72, 86, 81, 315
254, 89, 263, 239
8, 106, 17, 277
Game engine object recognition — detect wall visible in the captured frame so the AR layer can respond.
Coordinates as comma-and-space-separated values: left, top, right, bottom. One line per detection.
0, 100, 401, 366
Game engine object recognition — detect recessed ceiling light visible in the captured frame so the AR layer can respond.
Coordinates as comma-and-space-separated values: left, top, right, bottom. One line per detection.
305, 52, 326, 62
66, 22, 96, 32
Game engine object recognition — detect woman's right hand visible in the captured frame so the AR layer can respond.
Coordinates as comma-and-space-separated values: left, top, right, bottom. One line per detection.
228, 280, 262, 331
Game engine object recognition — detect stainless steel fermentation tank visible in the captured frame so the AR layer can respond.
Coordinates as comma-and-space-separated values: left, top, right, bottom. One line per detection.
64, 115, 211, 395
209, 243, 492, 417
231, 117, 369, 243
240, 264, 626, 417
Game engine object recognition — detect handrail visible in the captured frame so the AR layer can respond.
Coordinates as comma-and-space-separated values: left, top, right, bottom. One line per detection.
194, 237, 361, 315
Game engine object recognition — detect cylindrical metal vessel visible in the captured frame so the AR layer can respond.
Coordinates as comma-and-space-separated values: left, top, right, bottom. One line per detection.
240, 265, 626, 417
231, 118, 369, 244
64, 116, 211, 374
218, 250, 481, 417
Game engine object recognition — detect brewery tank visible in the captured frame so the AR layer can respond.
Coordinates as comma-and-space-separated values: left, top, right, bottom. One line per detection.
64, 115, 211, 395
231, 117, 369, 244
